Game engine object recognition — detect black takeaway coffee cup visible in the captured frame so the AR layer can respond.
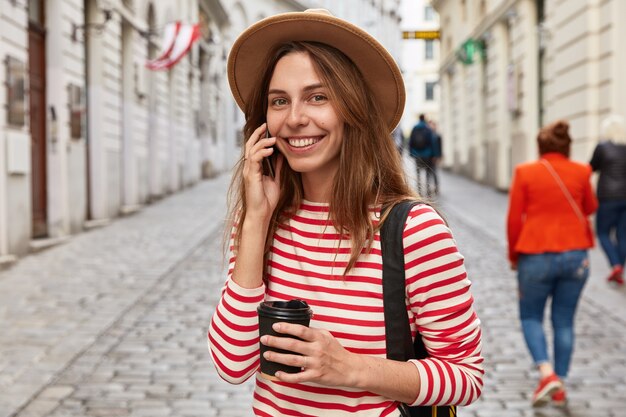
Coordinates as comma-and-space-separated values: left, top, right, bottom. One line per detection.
257, 299, 313, 380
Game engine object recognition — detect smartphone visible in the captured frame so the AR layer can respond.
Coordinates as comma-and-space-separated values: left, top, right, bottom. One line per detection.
261, 129, 276, 178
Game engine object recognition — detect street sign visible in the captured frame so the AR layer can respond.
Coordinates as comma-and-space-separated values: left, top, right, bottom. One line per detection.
456, 38, 485, 65
402, 30, 440, 40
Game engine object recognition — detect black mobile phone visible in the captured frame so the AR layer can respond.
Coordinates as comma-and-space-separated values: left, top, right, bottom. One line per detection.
261, 129, 276, 178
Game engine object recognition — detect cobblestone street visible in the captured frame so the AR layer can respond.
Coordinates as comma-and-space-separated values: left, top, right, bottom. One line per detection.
1, 165, 625, 417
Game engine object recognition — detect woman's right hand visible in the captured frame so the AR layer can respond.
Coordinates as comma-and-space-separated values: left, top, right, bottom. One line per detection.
242, 124, 284, 221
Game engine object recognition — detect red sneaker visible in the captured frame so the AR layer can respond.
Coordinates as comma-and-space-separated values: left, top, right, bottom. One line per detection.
551, 388, 567, 407
607, 265, 624, 285
532, 374, 562, 407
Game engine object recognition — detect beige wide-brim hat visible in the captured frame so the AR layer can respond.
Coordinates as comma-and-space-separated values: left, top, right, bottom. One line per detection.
227, 9, 405, 131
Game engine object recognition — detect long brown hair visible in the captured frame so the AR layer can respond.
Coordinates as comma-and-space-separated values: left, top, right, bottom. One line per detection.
226, 41, 417, 275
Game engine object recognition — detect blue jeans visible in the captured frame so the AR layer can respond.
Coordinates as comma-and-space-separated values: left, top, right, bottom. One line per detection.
517, 250, 589, 378
596, 200, 626, 267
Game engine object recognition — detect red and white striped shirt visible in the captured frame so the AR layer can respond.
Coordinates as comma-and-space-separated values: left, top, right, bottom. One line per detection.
208, 202, 483, 416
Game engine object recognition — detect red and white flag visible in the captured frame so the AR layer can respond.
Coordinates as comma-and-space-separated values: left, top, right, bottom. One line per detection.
146, 22, 200, 70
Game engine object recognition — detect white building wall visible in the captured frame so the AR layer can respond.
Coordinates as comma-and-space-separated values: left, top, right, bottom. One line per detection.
0, 0, 233, 261
153, 49, 170, 197
326, 0, 403, 97
434, 0, 626, 191
513, 0, 539, 167
399, 0, 440, 136
483, 22, 504, 187
0, 9, 5, 261
102, 15, 123, 218
465, 57, 483, 178
493, 20, 512, 190
542, 0, 611, 161
46, 0, 88, 237
610, 1, 626, 120
439, 69, 453, 171
85, 0, 208, 218
1, 4, 31, 257
131, 25, 150, 205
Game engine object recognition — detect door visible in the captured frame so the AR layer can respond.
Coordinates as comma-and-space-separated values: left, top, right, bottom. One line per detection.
28, 7, 47, 238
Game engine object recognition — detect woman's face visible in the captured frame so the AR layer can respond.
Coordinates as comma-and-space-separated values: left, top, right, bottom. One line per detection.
266, 51, 344, 181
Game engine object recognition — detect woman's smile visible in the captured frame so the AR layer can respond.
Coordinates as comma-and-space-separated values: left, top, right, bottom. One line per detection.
284, 135, 324, 150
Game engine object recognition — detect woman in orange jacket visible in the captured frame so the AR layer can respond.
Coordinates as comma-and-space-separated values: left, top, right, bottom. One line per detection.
507, 120, 598, 408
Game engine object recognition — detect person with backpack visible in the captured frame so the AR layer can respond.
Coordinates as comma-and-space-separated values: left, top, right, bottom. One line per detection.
207, 9, 483, 416
409, 114, 436, 197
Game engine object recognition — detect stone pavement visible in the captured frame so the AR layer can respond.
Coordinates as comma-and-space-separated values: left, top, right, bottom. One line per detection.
0, 166, 624, 417
0, 174, 249, 417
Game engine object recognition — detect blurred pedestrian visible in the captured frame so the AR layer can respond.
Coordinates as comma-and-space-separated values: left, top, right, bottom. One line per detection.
429, 119, 443, 195
408, 114, 436, 197
507, 120, 598, 408
207, 8, 484, 417
589, 114, 626, 285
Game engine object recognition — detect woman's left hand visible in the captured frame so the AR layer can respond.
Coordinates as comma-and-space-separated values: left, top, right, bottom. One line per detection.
260, 322, 360, 387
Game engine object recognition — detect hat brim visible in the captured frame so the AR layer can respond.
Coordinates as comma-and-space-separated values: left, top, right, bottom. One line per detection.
227, 11, 405, 131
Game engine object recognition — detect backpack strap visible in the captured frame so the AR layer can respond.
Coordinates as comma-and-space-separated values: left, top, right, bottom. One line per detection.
380, 200, 417, 362
382, 201, 458, 417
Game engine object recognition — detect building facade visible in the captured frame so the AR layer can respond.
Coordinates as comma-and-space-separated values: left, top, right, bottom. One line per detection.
0, 0, 400, 266
310, 0, 402, 56
0, 0, 306, 265
432, 0, 626, 190
399, 0, 440, 135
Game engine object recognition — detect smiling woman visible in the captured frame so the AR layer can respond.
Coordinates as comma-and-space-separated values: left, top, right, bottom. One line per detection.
266, 50, 345, 194
207, 9, 483, 417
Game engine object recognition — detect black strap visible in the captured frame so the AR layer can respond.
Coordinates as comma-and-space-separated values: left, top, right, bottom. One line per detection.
381, 201, 457, 417
381, 201, 417, 362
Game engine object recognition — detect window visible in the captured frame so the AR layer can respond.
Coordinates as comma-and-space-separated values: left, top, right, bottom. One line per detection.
424, 5, 435, 21
425, 82, 436, 101
6, 56, 26, 127
425, 39, 434, 60
28, 0, 44, 25
67, 84, 85, 139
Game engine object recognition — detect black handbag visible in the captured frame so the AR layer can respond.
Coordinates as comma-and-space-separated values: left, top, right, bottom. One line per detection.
380, 201, 457, 417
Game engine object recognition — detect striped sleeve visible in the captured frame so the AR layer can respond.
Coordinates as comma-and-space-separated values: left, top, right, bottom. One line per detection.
208, 239, 266, 384
403, 205, 484, 406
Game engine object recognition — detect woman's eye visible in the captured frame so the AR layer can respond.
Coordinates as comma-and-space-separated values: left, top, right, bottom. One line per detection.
311, 94, 327, 102
271, 98, 287, 106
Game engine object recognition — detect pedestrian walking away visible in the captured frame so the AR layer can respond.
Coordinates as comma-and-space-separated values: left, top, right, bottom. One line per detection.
207, 8, 483, 417
506, 120, 598, 408
428, 119, 443, 195
589, 114, 626, 285
408, 114, 437, 197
